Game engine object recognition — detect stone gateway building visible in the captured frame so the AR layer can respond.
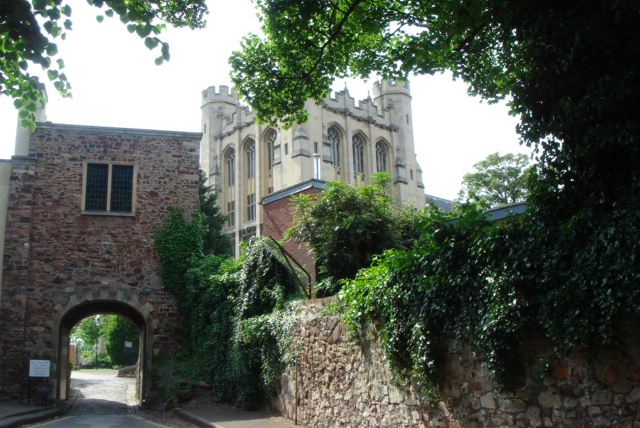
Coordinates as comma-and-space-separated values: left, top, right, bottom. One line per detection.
0, 99, 201, 403
200, 80, 426, 256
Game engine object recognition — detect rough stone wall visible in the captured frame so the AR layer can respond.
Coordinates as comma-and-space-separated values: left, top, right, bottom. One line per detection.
262, 186, 323, 284
275, 300, 640, 428
0, 123, 201, 402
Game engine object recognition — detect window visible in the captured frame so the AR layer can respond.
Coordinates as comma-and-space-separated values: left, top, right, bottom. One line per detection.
376, 141, 388, 172
352, 134, 365, 174
83, 163, 135, 214
227, 201, 235, 227
266, 129, 277, 170
246, 140, 255, 179
328, 127, 341, 167
226, 149, 235, 186
247, 193, 256, 221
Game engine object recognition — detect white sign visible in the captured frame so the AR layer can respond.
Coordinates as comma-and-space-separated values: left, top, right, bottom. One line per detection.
124, 341, 133, 349
29, 360, 51, 377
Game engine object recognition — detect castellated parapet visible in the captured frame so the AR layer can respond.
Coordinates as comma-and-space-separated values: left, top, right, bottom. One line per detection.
372, 79, 411, 98
201, 85, 240, 107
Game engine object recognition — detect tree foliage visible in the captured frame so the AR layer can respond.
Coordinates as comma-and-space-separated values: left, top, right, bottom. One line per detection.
1, 0, 207, 129
199, 170, 231, 255
104, 315, 139, 367
231, 0, 640, 216
457, 152, 532, 208
286, 172, 418, 290
71, 315, 105, 354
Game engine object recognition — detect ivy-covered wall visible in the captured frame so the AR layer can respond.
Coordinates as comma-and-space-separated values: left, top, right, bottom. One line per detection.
276, 300, 640, 428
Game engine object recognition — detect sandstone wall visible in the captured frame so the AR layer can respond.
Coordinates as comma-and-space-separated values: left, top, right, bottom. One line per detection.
275, 300, 640, 428
0, 123, 201, 402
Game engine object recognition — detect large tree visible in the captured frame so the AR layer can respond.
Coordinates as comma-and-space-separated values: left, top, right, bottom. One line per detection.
1, 0, 207, 128
230, 0, 639, 214
457, 152, 532, 208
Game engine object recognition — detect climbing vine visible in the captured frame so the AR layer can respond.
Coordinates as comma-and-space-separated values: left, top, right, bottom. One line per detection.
154, 210, 301, 408
338, 201, 640, 395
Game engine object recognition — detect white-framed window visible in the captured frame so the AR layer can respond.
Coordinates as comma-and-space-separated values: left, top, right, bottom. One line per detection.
82, 162, 136, 215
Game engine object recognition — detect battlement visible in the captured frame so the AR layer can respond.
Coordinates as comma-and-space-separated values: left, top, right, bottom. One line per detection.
373, 79, 411, 99
323, 88, 384, 120
202, 85, 240, 106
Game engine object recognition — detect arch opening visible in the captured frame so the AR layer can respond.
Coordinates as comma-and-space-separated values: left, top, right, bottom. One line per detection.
58, 300, 147, 405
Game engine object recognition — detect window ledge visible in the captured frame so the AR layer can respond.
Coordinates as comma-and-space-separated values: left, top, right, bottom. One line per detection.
81, 211, 135, 217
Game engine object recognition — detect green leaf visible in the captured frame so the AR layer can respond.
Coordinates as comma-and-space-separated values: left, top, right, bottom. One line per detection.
96, 15, 105, 23
144, 37, 159, 50
46, 43, 58, 56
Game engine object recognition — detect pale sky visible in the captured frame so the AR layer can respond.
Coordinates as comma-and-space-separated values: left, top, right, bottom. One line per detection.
0, 0, 531, 200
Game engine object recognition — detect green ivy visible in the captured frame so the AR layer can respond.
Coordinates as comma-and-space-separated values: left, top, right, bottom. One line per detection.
154, 215, 301, 409
338, 200, 640, 395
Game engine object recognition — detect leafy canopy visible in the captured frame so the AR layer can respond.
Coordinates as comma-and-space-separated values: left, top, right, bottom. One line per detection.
231, 0, 640, 214
457, 152, 532, 208
1, 0, 208, 129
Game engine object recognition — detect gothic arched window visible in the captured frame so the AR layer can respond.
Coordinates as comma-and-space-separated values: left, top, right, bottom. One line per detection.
352, 134, 365, 174
245, 139, 255, 178
376, 141, 388, 173
266, 129, 277, 170
328, 127, 341, 167
225, 148, 235, 186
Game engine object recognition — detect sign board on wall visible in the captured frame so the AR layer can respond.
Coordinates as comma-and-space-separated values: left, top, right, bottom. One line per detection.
29, 360, 51, 377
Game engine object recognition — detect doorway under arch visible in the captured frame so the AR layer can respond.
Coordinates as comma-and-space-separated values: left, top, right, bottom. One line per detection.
57, 300, 148, 404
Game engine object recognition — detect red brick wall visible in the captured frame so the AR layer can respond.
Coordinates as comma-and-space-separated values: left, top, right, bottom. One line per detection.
0, 124, 200, 402
262, 187, 323, 286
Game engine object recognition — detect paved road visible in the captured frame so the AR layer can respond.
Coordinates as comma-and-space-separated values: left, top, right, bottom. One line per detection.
25, 370, 180, 428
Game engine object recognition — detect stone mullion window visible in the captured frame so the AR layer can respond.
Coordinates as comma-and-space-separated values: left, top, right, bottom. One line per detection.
376, 141, 388, 173
328, 127, 341, 168
246, 140, 255, 179
352, 134, 365, 177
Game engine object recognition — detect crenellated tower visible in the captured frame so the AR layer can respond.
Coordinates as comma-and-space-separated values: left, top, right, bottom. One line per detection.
372, 79, 424, 201
200, 85, 244, 190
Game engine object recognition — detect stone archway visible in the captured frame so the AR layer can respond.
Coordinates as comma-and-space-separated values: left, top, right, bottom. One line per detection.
53, 292, 156, 405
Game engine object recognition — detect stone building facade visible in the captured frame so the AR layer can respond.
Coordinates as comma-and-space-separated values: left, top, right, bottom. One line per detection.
0, 101, 201, 403
200, 80, 426, 256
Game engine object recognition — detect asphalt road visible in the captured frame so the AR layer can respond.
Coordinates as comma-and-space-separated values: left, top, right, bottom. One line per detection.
25, 370, 180, 428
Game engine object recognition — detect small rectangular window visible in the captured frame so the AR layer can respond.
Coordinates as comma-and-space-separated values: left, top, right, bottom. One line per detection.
247, 193, 256, 221
285, 144, 288, 155
227, 201, 235, 227
83, 163, 135, 215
